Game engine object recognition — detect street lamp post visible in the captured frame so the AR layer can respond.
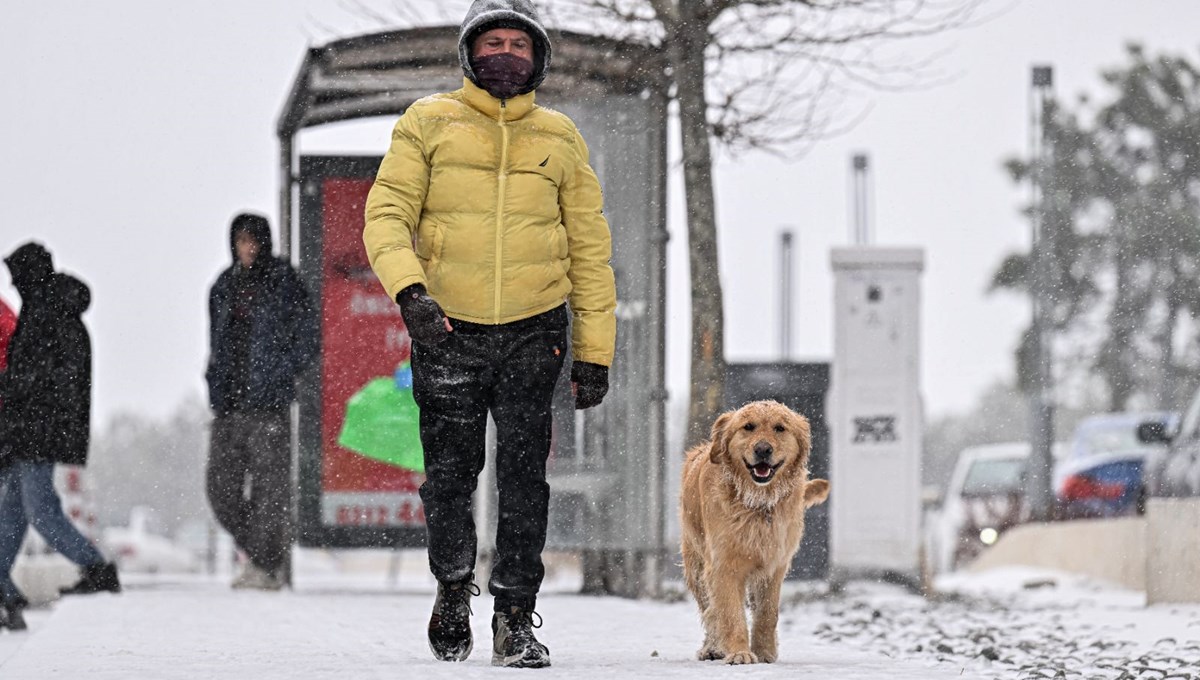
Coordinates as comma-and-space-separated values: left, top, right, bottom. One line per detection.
851, 153, 872, 245
780, 230, 795, 360
1027, 64, 1056, 521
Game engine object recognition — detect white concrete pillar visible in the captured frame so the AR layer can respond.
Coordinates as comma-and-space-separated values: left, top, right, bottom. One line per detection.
829, 247, 924, 583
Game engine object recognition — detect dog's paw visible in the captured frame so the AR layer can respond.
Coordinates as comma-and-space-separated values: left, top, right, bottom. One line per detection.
724, 650, 758, 665
696, 646, 725, 661
751, 635, 778, 663
752, 647, 777, 663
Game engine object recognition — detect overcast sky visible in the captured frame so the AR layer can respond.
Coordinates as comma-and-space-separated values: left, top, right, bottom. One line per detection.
2, 1, 1199, 431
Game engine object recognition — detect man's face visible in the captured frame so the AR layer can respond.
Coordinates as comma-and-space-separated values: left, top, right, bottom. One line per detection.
235, 231, 260, 268
472, 28, 533, 62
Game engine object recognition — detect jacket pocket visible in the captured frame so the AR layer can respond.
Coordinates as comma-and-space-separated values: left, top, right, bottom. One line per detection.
553, 224, 568, 260
416, 222, 444, 261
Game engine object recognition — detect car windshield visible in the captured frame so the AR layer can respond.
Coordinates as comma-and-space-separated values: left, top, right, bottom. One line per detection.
1074, 425, 1143, 457
961, 458, 1025, 496
1180, 389, 1200, 440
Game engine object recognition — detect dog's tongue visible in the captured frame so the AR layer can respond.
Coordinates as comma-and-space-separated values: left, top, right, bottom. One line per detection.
753, 463, 773, 478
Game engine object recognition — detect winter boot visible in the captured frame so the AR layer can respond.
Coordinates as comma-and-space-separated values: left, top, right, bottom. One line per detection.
231, 562, 285, 591
428, 575, 480, 661
60, 562, 121, 596
1, 593, 28, 631
491, 606, 550, 668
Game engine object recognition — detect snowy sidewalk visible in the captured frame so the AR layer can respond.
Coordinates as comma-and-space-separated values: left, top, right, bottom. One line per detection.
1, 568, 1198, 679
0, 578, 967, 680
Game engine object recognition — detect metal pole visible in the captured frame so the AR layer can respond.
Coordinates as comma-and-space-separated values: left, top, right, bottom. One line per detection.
780, 230, 794, 360
1027, 65, 1056, 521
645, 92, 670, 599
279, 136, 294, 261
279, 133, 297, 586
852, 153, 871, 245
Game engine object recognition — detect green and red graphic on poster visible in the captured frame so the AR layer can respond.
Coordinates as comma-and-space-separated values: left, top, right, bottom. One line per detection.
318, 177, 425, 528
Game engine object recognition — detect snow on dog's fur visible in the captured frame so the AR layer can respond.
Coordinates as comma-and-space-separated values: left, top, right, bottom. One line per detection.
679, 400, 830, 664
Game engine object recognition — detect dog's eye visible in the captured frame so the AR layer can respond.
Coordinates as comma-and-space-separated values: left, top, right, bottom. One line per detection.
774, 424, 786, 433
743, 422, 756, 432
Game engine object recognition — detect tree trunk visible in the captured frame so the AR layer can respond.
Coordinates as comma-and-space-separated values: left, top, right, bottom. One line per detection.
668, 13, 726, 448
1103, 238, 1136, 411
1160, 300, 1180, 410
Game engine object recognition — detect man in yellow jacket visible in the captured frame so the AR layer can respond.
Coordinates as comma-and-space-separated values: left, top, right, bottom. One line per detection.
364, 0, 616, 669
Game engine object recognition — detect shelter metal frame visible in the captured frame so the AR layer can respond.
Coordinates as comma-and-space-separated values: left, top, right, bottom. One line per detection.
276, 26, 671, 595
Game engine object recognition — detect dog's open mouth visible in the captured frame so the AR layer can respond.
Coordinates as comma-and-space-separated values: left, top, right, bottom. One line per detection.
745, 461, 780, 484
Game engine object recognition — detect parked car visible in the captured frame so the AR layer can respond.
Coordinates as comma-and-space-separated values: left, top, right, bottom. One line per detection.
928, 441, 1066, 574
1138, 385, 1200, 498
1054, 412, 1175, 519
927, 443, 1026, 573
102, 507, 200, 574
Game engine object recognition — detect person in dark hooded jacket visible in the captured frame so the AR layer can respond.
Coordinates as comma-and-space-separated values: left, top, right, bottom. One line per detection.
0, 242, 119, 632
205, 212, 317, 591
364, 0, 616, 668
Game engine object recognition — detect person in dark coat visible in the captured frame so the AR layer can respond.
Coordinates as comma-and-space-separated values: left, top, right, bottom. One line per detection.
0, 242, 119, 632
205, 213, 318, 590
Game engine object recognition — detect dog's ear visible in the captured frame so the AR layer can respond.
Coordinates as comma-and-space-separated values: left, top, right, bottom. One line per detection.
708, 411, 733, 465
803, 479, 830, 507
790, 411, 812, 467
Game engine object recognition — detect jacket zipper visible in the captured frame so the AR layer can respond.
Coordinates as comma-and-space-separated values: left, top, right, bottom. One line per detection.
495, 99, 508, 324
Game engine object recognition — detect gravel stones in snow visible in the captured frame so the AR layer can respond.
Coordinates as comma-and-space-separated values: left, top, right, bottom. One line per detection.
791, 582, 1200, 680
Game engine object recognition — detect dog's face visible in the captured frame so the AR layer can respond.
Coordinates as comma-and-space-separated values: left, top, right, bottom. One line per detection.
708, 401, 812, 498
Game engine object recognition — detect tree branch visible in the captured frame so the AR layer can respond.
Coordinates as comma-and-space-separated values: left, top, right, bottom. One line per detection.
647, 0, 678, 25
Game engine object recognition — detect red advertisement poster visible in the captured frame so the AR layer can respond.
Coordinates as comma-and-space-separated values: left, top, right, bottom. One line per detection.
317, 176, 426, 529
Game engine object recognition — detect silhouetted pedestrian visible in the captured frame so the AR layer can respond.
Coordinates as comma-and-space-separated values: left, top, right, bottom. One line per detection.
204, 213, 318, 590
0, 242, 119, 632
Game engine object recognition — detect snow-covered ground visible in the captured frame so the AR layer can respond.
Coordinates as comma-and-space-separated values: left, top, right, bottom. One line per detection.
1, 556, 1197, 679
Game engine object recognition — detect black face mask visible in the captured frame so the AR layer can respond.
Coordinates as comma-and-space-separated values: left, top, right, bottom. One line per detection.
472, 53, 535, 99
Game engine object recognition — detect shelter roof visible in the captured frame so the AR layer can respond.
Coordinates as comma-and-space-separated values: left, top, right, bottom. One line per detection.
278, 26, 667, 138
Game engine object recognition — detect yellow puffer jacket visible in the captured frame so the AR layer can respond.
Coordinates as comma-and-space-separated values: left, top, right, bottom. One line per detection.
364, 79, 617, 367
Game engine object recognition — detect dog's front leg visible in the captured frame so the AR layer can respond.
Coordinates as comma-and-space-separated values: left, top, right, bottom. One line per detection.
750, 568, 785, 662
704, 562, 756, 664
683, 539, 722, 660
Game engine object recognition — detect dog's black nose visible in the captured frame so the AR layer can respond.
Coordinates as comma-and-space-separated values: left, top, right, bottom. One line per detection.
753, 441, 773, 462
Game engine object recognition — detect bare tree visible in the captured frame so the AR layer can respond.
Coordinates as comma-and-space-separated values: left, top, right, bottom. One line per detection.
545, 0, 985, 446
337, 0, 986, 447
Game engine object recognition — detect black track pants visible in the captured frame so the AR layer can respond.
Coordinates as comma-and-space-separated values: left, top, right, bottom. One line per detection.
207, 410, 292, 573
412, 305, 568, 612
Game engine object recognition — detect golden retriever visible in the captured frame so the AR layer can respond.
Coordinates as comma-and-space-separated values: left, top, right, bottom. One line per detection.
679, 400, 830, 664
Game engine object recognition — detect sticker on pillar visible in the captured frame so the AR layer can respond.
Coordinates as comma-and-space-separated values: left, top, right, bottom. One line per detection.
852, 415, 898, 444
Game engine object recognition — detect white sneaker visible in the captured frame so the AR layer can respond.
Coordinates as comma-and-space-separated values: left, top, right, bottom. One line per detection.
231, 563, 284, 591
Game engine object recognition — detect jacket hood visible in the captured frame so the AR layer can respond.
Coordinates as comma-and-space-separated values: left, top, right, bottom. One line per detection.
229, 212, 274, 264
54, 273, 91, 317
4, 241, 54, 290
459, 0, 551, 96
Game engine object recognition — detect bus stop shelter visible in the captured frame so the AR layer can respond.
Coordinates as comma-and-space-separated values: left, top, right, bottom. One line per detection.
276, 26, 671, 595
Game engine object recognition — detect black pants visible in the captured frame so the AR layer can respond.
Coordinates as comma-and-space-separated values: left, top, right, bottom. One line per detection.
412, 305, 568, 612
207, 410, 292, 574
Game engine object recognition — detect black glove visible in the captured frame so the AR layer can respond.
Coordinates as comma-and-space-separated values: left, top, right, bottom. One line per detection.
571, 361, 608, 410
396, 284, 450, 346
